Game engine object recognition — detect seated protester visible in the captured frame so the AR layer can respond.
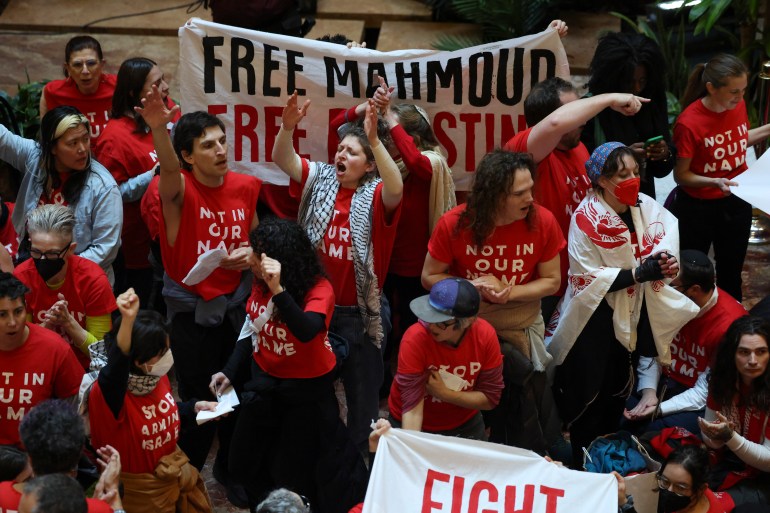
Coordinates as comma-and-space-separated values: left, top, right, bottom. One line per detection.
546, 143, 697, 467
0, 400, 114, 512
85, 289, 215, 513
255, 488, 311, 513
273, 93, 403, 453
211, 218, 366, 512
615, 445, 735, 513
623, 250, 747, 435
14, 205, 116, 370
388, 278, 503, 440
0, 273, 83, 447
19, 474, 88, 513
422, 150, 564, 452
2, 106, 122, 284
0, 200, 18, 260
699, 316, 770, 508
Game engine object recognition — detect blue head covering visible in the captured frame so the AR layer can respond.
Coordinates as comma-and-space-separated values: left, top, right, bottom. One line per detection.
585, 141, 625, 183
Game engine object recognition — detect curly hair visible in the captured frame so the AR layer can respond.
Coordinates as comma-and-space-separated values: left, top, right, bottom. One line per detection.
250, 217, 325, 309
19, 400, 84, 475
104, 310, 170, 374
588, 32, 666, 104
457, 150, 536, 247
709, 316, 770, 411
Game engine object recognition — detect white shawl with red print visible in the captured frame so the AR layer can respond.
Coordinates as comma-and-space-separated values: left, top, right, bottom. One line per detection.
546, 191, 698, 367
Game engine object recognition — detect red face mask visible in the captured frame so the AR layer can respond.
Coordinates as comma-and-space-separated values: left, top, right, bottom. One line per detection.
608, 177, 640, 206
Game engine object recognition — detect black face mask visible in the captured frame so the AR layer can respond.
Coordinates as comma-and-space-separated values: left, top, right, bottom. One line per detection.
657, 488, 693, 513
33, 257, 66, 282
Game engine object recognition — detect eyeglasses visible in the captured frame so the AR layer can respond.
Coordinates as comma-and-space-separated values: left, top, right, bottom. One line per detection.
298, 495, 311, 511
29, 244, 71, 260
70, 59, 100, 70
656, 474, 692, 496
434, 319, 458, 330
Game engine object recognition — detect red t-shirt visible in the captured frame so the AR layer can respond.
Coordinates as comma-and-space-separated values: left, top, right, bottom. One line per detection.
290, 160, 401, 306
160, 170, 261, 301
0, 324, 84, 446
43, 74, 117, 148
14, 255, 116, 369
0, 203, 18, 257
94, 117, 156, 269
141, 175, 161, 241
428, 204, 565, 287
258, 183, 299, 220
248, 279, 336, 379
37, 174, 70, 207
670, 288, 747, 388
674, 99, 749, 200
388, 318, 503, 431
506, 128, 591, 295
88, 376, 180, 474
0, 480, 112, 512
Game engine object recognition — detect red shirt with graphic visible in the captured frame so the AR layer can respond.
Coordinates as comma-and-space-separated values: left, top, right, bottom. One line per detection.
89, 376, 180, 474
389, 318, 503, 431
428, 204, 565, 287
0, 324, 84, 446
674, 99, 749, 200
670, 288, 747, 388
0, 480, 112, 512
248, 278, 336, 379
506, 128, 591, 295
43, 74, 117, 149
290, 160, 401, 306
14, 255, 116, 369
0, 202, 18, 257
37, 174, 70, 207
160, 170, 261, 301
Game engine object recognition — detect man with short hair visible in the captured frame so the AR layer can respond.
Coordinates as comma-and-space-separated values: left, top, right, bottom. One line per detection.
0, 400, 117, 512
139, 85, 261, 504
0, 273, 83, 447
388, 278, 503, 440
19, 474, 87, 513
505, 78, 645, 316
624, 250, 748, 434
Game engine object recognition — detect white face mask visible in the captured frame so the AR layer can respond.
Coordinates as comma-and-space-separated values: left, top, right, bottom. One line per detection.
143, 349, 174, 377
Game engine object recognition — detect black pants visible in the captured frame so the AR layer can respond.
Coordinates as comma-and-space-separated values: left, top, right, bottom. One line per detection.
669, 188, 752, 302
228, 366, 339, 508
170, 311, 239, 471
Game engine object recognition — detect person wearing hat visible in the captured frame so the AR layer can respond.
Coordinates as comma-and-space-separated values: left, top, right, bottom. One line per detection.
623, 249, 747, 435
387, 278, 503, 440
546, 142, 698, 467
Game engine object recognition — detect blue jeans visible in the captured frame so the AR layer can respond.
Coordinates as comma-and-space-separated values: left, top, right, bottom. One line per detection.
331, 298, 390, 451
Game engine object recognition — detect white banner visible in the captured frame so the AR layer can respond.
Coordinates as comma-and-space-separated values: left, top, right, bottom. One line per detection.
362, 429, 617, 513
732, 146, 770, 214
178, 18, 570, 190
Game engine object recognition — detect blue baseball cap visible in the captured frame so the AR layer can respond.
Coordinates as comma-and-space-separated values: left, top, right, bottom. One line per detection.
410, 278, 480, 323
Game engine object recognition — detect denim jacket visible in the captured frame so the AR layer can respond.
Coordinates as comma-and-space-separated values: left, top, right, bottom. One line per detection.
1, 124, 122, 283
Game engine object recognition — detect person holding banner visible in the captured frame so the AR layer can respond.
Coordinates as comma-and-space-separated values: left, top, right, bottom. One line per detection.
273, 92, 403, 454
699, 316, 770, 508
546, 142, 697, 467
137, 87, 260, 507
94, 57, 181, 305
422, 150, 564, 452
388, 277, 503, 440
670, 53, 770, 303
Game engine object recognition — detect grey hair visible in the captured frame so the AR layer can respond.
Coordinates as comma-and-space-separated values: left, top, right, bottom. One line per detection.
26, 205, 76, 238
255, 488, 309, 513
23, 474, 87, 513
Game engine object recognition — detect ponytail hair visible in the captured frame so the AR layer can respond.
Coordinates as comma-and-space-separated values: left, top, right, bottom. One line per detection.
681, 53, 747, 109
